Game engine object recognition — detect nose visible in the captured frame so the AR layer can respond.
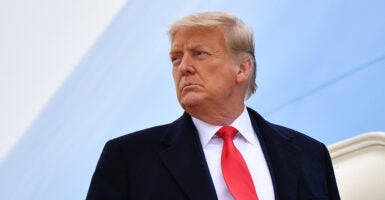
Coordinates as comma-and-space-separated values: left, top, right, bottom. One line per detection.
178, 55, 195, 75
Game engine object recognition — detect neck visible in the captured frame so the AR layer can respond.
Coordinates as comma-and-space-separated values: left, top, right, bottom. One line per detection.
185, 103, 245, 126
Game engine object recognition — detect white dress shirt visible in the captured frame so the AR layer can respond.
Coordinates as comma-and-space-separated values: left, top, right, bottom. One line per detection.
192, 107, 275, 200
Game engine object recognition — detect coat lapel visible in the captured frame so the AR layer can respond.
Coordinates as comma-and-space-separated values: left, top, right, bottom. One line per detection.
158, 113, 217, 200
248, 108, 300, 200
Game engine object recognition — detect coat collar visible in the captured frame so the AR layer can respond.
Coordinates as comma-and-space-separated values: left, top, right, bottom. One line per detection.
159, 112, 218, 200
247, 108, 300, 200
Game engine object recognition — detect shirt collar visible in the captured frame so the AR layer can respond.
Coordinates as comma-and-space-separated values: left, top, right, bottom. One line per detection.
192, 107, 257, 147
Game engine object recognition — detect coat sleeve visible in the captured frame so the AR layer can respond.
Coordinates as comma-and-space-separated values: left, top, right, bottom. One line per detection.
86, 140, 129, 200
322, 144, 341, 200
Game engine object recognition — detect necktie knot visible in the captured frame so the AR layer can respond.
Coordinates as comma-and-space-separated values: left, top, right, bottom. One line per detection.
216, 126, 238, 140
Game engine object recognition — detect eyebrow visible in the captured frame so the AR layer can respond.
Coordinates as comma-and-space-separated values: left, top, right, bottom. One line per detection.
169, 49, 181, 56
169, 44, 208, 55
188, 44, 206, 50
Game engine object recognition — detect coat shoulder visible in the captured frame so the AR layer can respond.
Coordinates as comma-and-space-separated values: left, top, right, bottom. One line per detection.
247, 107, 325, 151
271, 122, 324, 146
112, 124, 170, 144
252, 110, 333, 176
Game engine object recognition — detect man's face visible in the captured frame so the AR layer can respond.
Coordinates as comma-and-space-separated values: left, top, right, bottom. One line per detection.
170, 27, 241, 111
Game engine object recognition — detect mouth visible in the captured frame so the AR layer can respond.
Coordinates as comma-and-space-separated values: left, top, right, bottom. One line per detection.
181, 83, 200, 91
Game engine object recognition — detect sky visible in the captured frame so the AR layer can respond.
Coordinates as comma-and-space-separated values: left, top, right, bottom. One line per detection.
0, 0, 384, 199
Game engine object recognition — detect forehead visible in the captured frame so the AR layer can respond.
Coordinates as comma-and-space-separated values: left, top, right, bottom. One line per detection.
170, 27, 227, 50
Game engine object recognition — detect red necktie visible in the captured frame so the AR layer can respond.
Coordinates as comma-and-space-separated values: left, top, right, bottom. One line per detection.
216, 126, 259, 200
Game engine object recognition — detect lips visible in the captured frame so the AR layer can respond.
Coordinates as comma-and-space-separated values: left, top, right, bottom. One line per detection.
181, 82, 200, 91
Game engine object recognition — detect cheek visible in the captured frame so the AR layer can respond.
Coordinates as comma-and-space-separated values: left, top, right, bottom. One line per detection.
211, 70, 237, 90
172, 72, 181, 91
172, 69, 178, 82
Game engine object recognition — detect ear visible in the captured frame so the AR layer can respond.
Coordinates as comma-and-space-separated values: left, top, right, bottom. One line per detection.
236, 58, 252, 83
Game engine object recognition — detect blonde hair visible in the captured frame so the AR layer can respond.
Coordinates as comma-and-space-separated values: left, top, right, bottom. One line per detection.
168, 12, 257, 99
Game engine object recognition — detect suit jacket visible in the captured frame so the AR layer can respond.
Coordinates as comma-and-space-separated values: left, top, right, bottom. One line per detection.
86, 108, 340, 200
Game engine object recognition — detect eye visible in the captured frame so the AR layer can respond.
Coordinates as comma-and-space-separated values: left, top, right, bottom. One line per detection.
194, 51, 207, 56
170, 56, 181, 65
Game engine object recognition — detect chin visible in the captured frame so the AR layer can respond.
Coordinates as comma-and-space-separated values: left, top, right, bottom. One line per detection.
179, 95, 204, 109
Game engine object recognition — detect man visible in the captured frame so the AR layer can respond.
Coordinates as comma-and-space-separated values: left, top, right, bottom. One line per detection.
86, 12, 340, 200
